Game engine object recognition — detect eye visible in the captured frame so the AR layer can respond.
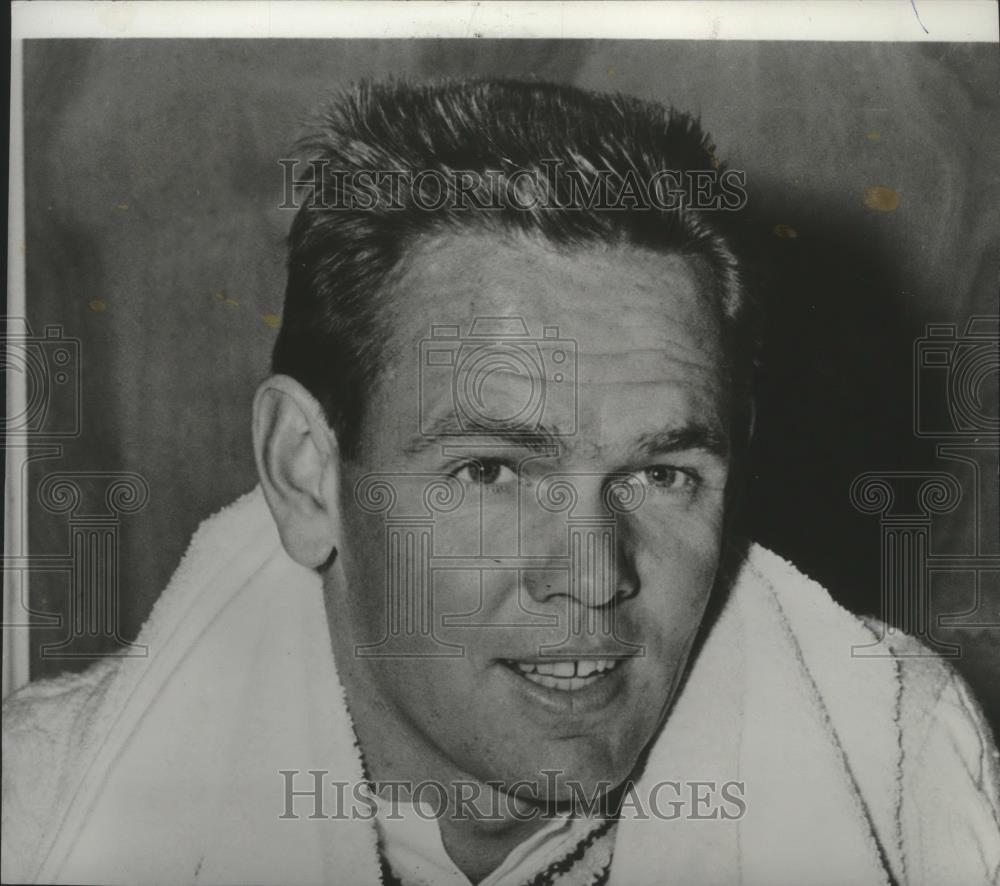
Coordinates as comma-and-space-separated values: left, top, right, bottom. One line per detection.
634, 465, 696, 492
452, 460, 517, 488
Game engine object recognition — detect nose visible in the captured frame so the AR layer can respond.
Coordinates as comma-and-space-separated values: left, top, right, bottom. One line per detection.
522, 474, 639, 609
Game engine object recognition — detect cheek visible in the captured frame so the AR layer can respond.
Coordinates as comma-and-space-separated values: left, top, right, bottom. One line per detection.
635, 489, 725, 555
335, 510, 393, 630
422, 505, 523, 611
336, 501, 514, 651
628, 504, 725, 626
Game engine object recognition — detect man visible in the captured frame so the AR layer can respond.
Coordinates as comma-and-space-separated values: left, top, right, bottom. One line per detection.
3, 79, 999, 885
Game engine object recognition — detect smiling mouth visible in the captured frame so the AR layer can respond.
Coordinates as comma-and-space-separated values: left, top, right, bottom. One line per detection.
502, 658, 623, 692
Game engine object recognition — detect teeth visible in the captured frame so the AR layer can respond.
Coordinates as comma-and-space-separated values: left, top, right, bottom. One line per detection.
530, 674, 562, 690
534, 661, 574, 678
509, 658, 620, 690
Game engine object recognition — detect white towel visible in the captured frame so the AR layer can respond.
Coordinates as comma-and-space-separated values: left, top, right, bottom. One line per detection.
3, 486, 999, 885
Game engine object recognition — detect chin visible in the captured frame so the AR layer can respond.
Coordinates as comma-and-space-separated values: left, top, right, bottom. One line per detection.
509, 741, 641, 806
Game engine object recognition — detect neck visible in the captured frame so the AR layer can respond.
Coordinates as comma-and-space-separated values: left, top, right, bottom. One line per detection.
361, 715, 551, 882
436, 787, 550, 884
330, 640, 550, 882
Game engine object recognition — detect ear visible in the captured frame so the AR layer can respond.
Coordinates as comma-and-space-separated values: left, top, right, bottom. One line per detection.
252, 375, 341, 569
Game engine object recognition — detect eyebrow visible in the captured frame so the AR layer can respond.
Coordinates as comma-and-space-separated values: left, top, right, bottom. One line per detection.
631, 424, 730, 460
403, 414, 565, 457
404, 414, 728, 460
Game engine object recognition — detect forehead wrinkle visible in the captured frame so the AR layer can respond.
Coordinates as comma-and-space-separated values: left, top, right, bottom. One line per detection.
578, 346, 719, 365
390, 234, 710, 338
576, 355, 723, 389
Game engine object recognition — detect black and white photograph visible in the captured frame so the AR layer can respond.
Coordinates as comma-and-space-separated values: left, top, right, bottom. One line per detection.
3, 2, 999, 884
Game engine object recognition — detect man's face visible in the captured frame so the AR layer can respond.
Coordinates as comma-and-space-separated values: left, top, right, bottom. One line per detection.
328, 232, 731, 802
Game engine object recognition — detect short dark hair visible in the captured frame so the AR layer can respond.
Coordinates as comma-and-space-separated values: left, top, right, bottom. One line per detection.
273, 78, 758, 459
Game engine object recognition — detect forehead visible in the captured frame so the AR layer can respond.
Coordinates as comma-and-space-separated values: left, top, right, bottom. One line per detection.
388, 232, 723, 368
367, 231, 729, 454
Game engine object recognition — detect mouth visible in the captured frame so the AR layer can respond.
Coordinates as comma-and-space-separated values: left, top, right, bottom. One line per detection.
501, 657, 624, 692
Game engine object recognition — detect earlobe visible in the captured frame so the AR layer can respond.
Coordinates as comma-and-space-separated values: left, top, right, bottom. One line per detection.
252, 375, 341, 569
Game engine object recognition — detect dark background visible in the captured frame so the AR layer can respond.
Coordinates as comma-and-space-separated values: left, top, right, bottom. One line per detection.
22, 40, 999, 728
